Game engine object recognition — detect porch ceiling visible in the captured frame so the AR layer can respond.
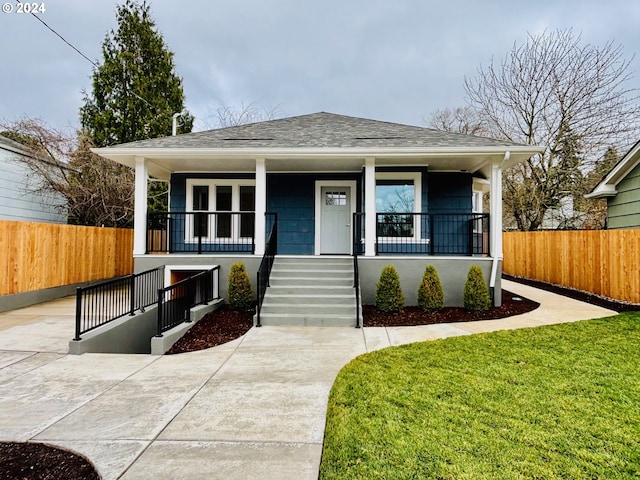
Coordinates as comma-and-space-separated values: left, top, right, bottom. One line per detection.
95, 147, 540, 181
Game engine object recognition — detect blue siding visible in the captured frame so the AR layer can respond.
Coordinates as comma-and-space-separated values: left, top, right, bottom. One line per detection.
267, 174, 316, 255
428, 173, 472, 213
428, 173, 473, 254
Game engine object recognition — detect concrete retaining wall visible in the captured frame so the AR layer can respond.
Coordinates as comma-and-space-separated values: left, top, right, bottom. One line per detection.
69, 300, 223, 355
358, 257, 499, 307
0, 281, 94, 313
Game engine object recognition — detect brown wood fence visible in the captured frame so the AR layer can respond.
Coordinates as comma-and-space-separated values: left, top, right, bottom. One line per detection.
0, 220, 134, 296
503, 230, 640, 304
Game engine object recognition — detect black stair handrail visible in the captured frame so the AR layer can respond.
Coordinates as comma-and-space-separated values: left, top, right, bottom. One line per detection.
353, 212, 365, 328
256, 213, 278, 327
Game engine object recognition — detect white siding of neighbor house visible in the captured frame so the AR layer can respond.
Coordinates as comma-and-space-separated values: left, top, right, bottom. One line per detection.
0, 138, 67, 224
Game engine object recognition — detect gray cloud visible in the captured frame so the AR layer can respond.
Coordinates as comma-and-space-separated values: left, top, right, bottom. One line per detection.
0, 0, 638, 132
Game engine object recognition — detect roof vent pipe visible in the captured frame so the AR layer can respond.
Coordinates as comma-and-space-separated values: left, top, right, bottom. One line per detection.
172, 113, 182, 136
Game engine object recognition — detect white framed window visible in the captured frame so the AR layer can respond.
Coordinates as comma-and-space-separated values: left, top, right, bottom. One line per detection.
185, 179, 255, 242
375, 172, 422, 239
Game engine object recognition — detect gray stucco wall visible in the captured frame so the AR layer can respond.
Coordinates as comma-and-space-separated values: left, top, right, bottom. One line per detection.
134, 255, 499, 308
607, 162, 640, 229
69, 306, 158, 355
134, 255, 262, 303
358, 257, 499, 307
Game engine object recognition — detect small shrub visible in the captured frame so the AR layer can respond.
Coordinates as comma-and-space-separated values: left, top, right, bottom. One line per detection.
417, 265, 444, 312
228, 262, 254, 311
463, 265, 491, 313
375, 265, 404, 313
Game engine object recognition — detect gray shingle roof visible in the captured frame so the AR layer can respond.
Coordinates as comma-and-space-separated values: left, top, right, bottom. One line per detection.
105, 112, 527, 150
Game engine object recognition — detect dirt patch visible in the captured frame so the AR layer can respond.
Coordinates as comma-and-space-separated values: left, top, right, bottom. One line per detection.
0, 442, 99, 480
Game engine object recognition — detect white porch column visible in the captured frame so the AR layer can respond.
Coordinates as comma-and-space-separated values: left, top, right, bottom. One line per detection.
489, 154, 507, 259
364, 157, 376, 256
254, 158, 266, 255
133, 156, 148, 255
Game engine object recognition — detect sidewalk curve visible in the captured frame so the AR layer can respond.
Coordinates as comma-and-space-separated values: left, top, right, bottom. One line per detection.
0, 280, 617, 479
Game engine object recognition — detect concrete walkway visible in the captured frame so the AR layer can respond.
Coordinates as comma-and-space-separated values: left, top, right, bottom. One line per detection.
0, 280, 616, 479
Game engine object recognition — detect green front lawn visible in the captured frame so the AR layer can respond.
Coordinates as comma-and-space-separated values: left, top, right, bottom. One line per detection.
320, 313, 640, 479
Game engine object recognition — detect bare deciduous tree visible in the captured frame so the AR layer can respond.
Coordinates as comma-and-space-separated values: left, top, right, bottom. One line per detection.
464, 29, 640, 230
425, 106, 487, 136
1, 117, 135, 227
208, 102, 283, 128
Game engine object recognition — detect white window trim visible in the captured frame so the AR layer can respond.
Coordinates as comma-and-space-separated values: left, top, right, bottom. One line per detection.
375, 172, 425, 242
185, 179, 256, 243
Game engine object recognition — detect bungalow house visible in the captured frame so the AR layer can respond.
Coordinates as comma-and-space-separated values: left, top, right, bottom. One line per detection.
94, 112, 542, 326
586, 139, 640, 229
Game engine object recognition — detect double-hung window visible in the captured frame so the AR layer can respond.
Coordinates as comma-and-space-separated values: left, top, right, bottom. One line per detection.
186, 179, 255, 243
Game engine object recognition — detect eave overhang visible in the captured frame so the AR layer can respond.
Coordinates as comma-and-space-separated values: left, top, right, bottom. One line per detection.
93, 145, 543, 181
586, 140, 640, 199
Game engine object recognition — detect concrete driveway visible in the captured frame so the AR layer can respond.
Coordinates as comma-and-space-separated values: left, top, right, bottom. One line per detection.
0, 280, 617, 479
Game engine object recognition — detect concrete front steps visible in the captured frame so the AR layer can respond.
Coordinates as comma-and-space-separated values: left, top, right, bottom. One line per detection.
257, 257, 360, 327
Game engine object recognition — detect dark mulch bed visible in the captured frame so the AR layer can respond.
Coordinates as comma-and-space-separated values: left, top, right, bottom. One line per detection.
364, 289, 539, 327
165, 306, 254, 355
0, 442, 99, 480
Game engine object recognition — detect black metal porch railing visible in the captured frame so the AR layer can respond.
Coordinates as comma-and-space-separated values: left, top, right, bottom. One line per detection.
147, 211, 256, 254
256, 213, 278, 327
375, 213, 490, 255
74, 267, 164, 341
156, 267, 220, 336
353, 212, 364, 328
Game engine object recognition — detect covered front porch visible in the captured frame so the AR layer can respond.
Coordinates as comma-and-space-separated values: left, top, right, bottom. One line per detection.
132, 155, 504, 259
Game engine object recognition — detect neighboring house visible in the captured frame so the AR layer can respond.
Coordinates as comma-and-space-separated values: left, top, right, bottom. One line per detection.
0, 136, 67, 224
94, 112, 542, 320
586, 139, 640, 229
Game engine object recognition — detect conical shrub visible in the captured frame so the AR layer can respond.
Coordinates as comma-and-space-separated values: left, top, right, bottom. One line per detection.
463, 265, 491, 313
417, 265, 444, 312
228, 262, 254, 311
375, 265, 404, 313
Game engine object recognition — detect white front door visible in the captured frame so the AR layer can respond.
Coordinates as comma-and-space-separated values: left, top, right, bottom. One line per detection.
320, 186, 352, 254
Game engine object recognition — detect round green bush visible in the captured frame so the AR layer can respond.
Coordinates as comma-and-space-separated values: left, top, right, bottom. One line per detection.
375, 265, 404, 313
228, 262, 254, 311
463, 265, 491, 313
417, 265, 444, 312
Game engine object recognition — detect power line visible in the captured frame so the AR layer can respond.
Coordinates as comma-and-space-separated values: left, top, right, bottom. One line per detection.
18, 0, 158, 112
16, 0, 98, 68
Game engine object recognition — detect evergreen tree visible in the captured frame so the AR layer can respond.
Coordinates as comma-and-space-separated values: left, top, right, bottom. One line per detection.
417, 265, 444, 312
80, 0, 193, 146
375, 265, 404, 313
80, 1, 193, 213
228, 263, 254, 311
463, 266, 491, 313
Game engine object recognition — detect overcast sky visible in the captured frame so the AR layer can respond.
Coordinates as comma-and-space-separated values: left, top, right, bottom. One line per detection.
1, 0, 639, 134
